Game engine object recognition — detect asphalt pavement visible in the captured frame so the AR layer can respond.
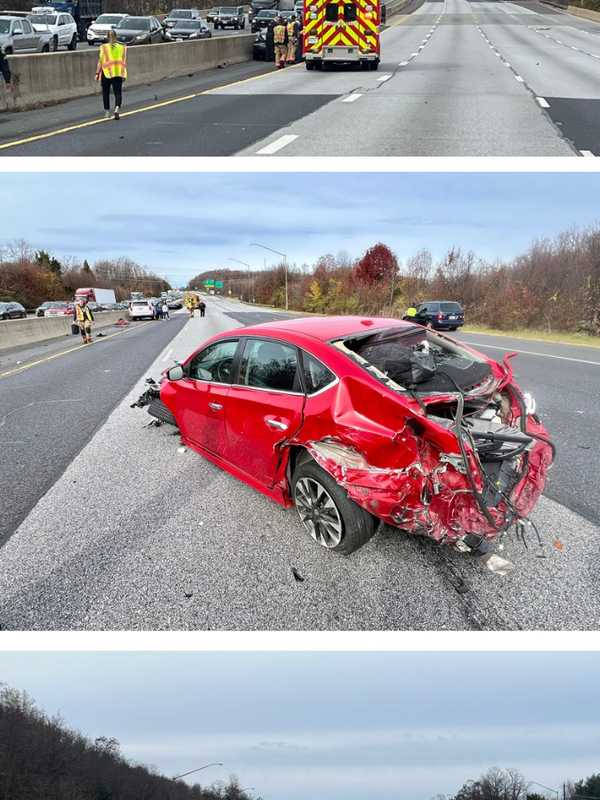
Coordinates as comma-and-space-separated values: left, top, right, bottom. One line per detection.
0, 312, 187, 547
0, 296, 598, 631
1, 0, 599, 154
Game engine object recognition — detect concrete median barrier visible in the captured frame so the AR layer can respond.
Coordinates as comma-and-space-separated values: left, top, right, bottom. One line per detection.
0, 311, 128, 352
1, 34, 254, 112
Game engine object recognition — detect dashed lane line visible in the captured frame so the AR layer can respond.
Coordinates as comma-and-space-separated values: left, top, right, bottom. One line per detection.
341, 92, 363, 102
537, 96, 550, 108
256, 134, 299, 154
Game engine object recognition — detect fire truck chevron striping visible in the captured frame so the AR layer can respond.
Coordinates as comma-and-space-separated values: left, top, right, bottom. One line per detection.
303, 0, 380, 70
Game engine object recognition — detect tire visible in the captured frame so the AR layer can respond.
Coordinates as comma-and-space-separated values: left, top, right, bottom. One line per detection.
42, 43, 50, 51
4, 47, 12, 55
52, 35, 58, 51
292, 457, 377, 555
68, 34, 77, 50
1, 314, 8, 321
305, 60, 313, 70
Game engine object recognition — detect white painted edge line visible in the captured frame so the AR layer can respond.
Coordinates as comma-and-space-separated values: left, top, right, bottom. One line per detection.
536, 96, 550, 108
410, 51, 418, 56
161, 347, 173, 362
256, 134, 299, 155
377, 73, 392, 81
466, 342, 600, 366
514, 74, 524, 82
399, 60, 409, 65
505, 61, 512, 67
342, 93, 362, 103
581, 150, 595, 157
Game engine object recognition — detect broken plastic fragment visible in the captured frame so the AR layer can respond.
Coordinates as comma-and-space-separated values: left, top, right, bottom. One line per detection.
553, 538, 564, 551
481, 553, 515, 576
309, 440, 370, 470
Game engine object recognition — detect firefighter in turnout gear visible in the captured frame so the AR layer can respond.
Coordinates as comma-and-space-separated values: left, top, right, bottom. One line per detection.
273, 16, 288, 69
74, 297, 94, 344
286, 14, 300, 64
95, 30, 127, 120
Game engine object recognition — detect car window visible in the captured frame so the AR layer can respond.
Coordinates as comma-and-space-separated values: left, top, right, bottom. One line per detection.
440, 302, 462, 313
13, 20, 23, 33
343, 3, 357, 20
189, 339, 238, 383
239, 338, 300, 392
325, 3, 338, 20
302, 352, 335, 394
22, 19, 33, 32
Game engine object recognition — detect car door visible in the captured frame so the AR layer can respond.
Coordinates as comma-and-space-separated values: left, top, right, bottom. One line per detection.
11, 20, 25, 53
171, 338, 240, 455
58, 15, 69, 46
224, 337, 305, 488
21, 19, 37, 52
151, 17, 162, 41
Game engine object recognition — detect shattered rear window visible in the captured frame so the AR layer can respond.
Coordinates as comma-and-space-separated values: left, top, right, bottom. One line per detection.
337, 326, 493, 395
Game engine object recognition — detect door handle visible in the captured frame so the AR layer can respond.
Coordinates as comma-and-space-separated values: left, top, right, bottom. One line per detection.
265, 418, 288, 431
208, 402, 223, 411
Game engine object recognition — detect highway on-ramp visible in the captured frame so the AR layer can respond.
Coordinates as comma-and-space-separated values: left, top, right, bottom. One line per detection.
1, 0, 599, 155
0, 296, 598, 631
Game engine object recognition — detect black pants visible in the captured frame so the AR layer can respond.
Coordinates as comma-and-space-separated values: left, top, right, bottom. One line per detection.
101, 75, 123, 110
0, 53, 11, 85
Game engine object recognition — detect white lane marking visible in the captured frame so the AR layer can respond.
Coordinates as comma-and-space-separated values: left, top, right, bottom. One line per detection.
581, 150, 595, 157
377, 73, 392, 81
514, 74, 524, 82
464, 341, 600, 366
399, 60, 409, 65
504, 61, 512, 67
536, 97, 550, 108
342, 93, 362, 102
410, 51, 418, 56
256, 134, 298, 155
161, 347, 174, 362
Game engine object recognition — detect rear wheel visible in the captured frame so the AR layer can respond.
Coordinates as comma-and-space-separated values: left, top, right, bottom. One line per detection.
68, 33, 77, 50
52, 35, 59, 51
42, 43, 50, 51
292, 457, 377, 555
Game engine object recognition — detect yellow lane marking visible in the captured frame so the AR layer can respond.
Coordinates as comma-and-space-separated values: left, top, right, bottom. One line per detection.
0, 322, 152, 380
0, 64, 301, 152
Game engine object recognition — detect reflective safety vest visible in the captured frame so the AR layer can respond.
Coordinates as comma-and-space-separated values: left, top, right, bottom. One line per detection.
98, 42, 128, 80
75, 304, 93, 322
405, 306, 418, 317
273, 23, 287, 44
287, 21, 297, 38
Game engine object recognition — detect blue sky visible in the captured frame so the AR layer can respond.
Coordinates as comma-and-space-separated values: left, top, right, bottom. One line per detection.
1, 651, 599, 800
1, 172, 600, 286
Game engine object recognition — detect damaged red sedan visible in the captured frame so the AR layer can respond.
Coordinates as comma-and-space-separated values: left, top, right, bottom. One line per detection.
150, 316, 555, 563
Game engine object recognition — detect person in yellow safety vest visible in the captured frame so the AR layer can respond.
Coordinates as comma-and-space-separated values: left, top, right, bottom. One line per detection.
273, 16, 288, 69
403, 302, 419, 322
95, 30, 127, 121
286, 14, 300, 64
74, 298, 94, 344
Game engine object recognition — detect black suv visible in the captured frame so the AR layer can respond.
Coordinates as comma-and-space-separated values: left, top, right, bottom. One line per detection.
214, 6, 245, 28
249, 0, 277, 23
414, 300, 465, 331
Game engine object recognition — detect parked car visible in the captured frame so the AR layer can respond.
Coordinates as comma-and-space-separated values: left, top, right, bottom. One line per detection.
165, 18, 211, 39
248, 0, 277, 23
167, 299, 183, 309
86, 13, 129, 46
148, 316, 554, 566
206, 6, 220, 23
115, 15, 164, 44
27, 10, 78, 50
129, 299, 155, 320
0, 15, 51, 53
163, 7, 201, 28
44, 301, 73, 316
251, 8, 277, 31
35, 301, 56, 317
213, 6, 245, 29
414, 300, 465, 331
0, 301, 26, 320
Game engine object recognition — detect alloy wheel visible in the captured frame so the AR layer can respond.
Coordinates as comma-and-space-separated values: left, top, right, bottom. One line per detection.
294, 477, 343, 548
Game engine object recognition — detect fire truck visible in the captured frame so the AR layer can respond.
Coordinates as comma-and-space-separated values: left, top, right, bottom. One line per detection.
303, 0, 380, 70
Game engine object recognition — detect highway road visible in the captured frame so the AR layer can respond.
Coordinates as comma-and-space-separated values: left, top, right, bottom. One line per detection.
1, 0, 599, 155
0, 296, 598, 631
0, 312, 187, 546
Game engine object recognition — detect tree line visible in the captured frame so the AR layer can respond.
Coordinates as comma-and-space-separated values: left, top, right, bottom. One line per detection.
0, 684, 251, 800
435, 766, 600, 800
188, 222, 600, 335
0, 241, 171, 308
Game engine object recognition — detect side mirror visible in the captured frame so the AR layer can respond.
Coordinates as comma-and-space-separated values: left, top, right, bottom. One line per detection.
167, 365, 185, 381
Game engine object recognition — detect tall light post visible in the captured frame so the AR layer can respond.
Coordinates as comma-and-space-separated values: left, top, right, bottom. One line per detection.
250, 242, 288, 311
228, 258, 254, 303
529, 781, 560, 800
173, 762, 223, 781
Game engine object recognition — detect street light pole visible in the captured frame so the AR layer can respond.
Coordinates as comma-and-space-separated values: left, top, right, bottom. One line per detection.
172, 762, 223, 781
228, 258, 253, 303
250, 242, 288, 311
529, 781, 560, 800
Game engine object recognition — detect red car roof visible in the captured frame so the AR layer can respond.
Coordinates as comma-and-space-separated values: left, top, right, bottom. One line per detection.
238, 315, 412, 342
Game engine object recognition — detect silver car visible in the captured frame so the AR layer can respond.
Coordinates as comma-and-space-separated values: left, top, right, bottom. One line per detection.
0, 15, 51, 53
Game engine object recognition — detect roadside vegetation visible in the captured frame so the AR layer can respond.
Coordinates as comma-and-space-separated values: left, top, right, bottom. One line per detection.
189, 223, 600, 341
0, 684, 251, 800
438, 766, 600, 800
0, 240, 171, 309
